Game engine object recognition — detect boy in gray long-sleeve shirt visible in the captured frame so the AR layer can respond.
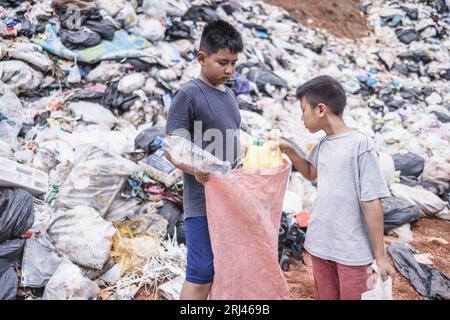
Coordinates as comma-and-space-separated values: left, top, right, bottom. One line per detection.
277, 75, 395, 300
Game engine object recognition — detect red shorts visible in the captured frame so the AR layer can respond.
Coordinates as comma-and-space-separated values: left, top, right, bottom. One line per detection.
311, 255, 371, 300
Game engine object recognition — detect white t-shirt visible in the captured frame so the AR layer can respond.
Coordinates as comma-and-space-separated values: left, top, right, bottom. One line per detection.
305, 131, 391, 266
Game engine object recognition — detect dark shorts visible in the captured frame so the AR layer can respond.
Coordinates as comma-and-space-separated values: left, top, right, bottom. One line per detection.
185, 216, 214, 284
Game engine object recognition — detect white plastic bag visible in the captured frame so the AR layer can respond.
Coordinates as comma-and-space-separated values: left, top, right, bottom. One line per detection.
48, 206, 116, 270
362, 276, 393, 300
43, 259, 99, 300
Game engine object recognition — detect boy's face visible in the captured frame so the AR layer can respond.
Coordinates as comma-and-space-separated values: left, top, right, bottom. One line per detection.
300, 97, 322, 133
197, 48, 238, 86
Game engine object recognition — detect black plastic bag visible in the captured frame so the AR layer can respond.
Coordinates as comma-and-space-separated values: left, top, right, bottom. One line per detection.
182, 6, 219, 22
400, 6, 418, 20
381, 197, 421, 232
157, 200, 182, 238
175, 216, 185, 244
165, 22, 192, 40
0, 239, 25, 300
392, 152, 425, 178
0, 0, 22, 8
0, 188, 34, 243
84, 19, 116, 41
246, 67, 288, 92
134, 126, 165, 153
396, 28, 419, 44
388, 242, 450, 300
100, 83, 139, 113
60, 29, 102, 50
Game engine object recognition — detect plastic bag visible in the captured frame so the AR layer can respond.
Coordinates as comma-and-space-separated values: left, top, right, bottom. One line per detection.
157, 200, 183, 237
390, 183, 447, 217
381, 196, 421, 232
134, 126, 165, 153
392, 152, 425, 178
67, 61, 81, 84
117, 73, 145, 94
0, 120, 22, 150
0, 60, 43, 91
362, 276, 393, 300
32, 140, 74, 173
69, 101, 118, 128
20, 237, 63, 288
388, 242, 450, 300
7, 43, 53, 72
111, 213, 167, 275
0, 239, 25, 300
48, 206, 116, 270
204, 160, 291, 299
0, 188, 34, 243
43, 259, 100, 300
55, 146, 138, 215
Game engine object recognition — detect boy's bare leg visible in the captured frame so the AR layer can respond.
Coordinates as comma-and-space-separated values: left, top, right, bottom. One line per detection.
180, 281, 212, 300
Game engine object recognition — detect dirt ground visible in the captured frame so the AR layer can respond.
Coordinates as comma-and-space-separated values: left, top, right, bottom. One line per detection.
285, 218, 450, 300
265, 0, 370, 39
136, 218, 449, 300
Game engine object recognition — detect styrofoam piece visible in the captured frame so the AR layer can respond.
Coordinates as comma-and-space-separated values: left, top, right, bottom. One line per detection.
0, 157, 49, 195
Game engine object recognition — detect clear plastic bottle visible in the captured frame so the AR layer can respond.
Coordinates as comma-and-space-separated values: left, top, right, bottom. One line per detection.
158, 136, 232, 177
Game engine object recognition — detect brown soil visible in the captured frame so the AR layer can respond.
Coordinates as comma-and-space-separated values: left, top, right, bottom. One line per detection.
265, 0, 370, 39
286, 218, 450, 300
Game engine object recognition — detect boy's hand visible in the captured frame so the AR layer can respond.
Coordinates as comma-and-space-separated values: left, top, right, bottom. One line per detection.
267, 136, 293, 154
194, 168, 210, 184
376, 255, 395, 282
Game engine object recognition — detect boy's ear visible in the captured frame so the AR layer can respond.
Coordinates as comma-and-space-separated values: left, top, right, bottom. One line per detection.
317, 103, 327, 118
197, 51, 207, 65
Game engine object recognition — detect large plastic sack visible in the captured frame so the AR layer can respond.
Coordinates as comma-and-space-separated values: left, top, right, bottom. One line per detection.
55, 145, 138, 215
117, 73, 145, 94
0, 239, 25, 300
390, 183, 447, 217
0, 90, 24, 122
136, 15, 166, 42
43, 259, 100, 300
20, 237, 63, 288
422, 160, 450, 183
204, 160, 292, 300
381, 196, 421, 232
388, 242, 450, 300
392, 152, 425, 178
0, 60, 43, 91
0, 188, 34, 243
7, 43, 53, 72
69, 101, 118, 128
32, 140, 74, 173
48, 206, 116, 270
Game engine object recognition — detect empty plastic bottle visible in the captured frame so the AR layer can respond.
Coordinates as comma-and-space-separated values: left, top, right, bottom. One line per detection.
158, 135, 232, 177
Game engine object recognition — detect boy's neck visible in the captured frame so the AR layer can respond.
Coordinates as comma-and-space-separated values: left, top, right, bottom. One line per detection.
323, 116, 353, 136
198, 74, 226, 91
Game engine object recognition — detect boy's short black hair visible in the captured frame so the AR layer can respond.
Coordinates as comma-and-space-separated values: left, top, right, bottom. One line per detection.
296, 75, 347, 116
199, 20, 243, 55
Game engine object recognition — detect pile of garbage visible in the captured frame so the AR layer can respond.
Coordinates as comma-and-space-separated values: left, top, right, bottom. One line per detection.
0, 0, 449, 300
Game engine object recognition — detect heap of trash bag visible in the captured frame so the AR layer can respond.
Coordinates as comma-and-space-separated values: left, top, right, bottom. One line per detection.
0, 0, 449, 300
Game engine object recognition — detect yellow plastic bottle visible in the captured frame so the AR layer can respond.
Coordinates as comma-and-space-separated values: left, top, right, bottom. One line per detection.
243, 139, 283, 169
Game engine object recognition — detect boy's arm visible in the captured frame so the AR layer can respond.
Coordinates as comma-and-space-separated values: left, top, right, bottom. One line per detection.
362, 199, 395, 281
280, 142, 317, 181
